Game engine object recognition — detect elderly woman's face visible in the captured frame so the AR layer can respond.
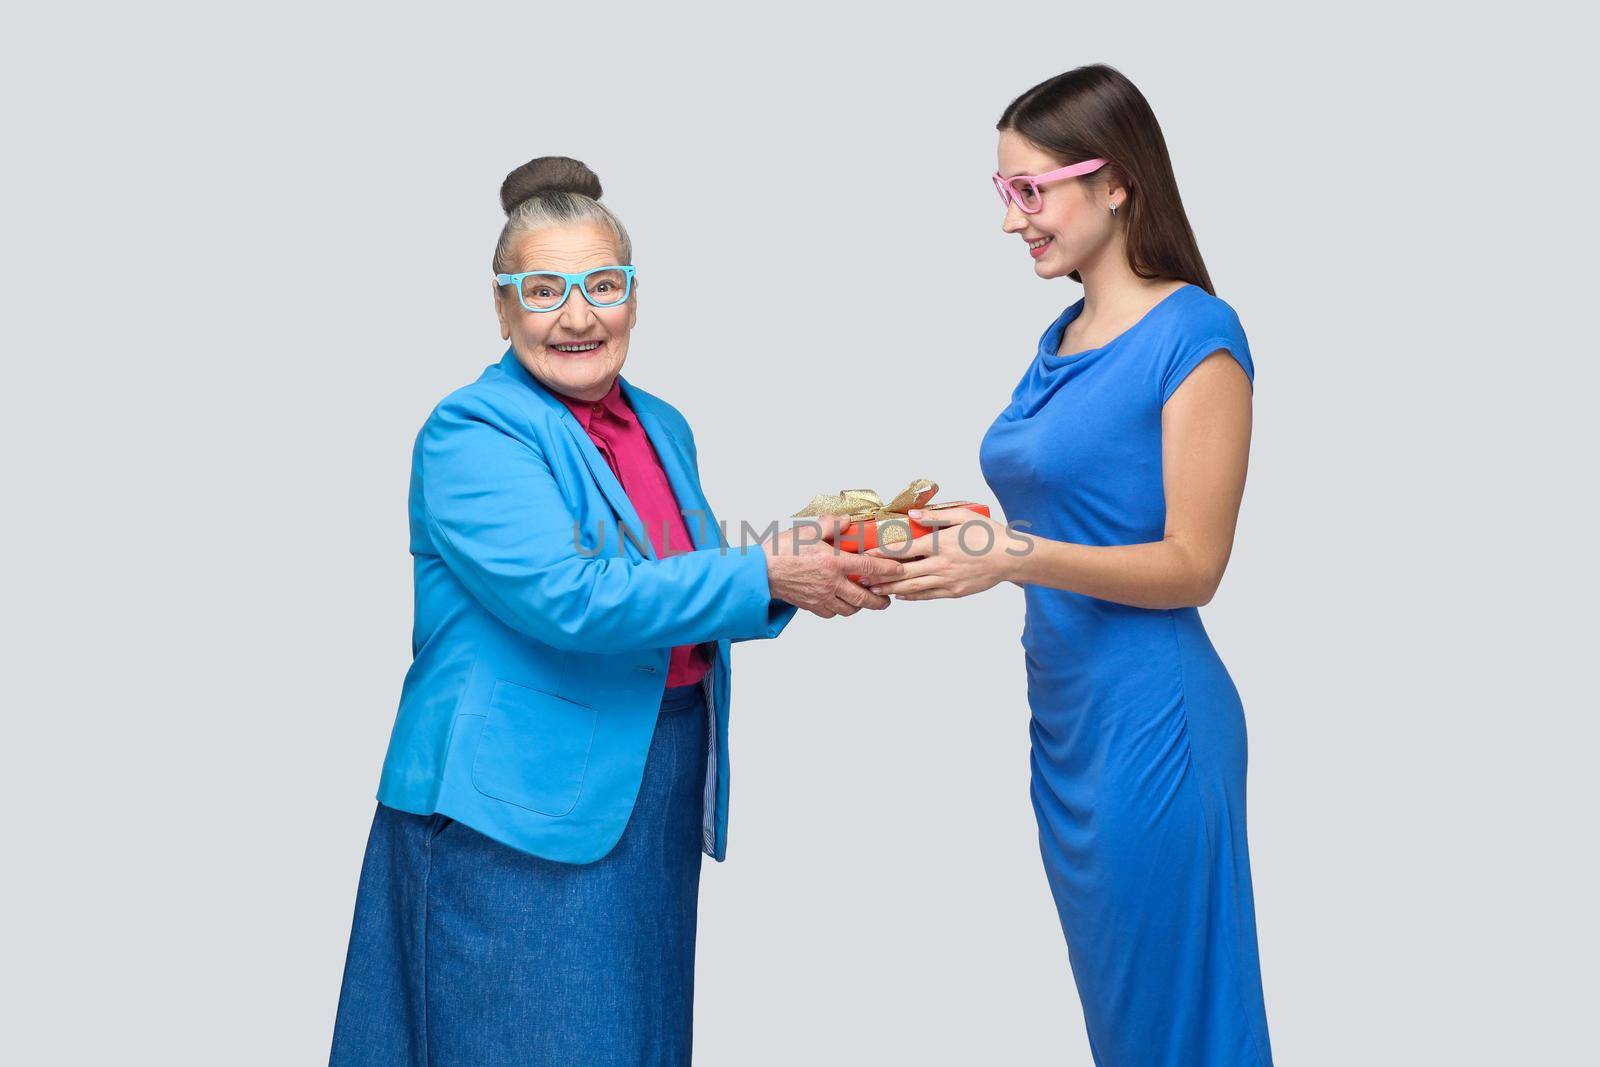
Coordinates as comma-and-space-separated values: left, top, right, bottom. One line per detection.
495, 221, 636, 402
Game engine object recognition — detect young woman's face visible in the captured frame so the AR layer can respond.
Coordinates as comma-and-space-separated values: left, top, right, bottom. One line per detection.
494, 221, 637, 401
997, 129, 1118, 280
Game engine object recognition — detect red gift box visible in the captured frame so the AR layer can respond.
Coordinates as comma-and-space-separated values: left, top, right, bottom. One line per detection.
831, 501, 992, 555
791, 480, 992, 582
836, 501, 991, 582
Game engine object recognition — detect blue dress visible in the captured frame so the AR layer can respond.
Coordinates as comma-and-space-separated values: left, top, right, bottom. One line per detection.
979, 284, 1273, 1067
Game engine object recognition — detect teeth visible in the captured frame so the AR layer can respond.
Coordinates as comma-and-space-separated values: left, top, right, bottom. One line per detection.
553, 342, 601, 352
1028, 237, 1051, 250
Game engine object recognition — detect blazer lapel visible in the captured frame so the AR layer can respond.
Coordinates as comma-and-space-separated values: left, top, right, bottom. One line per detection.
496, 350, 655, 560
558, 418, 656, 560
624, 380, 735, 674
627, 387, 718, 552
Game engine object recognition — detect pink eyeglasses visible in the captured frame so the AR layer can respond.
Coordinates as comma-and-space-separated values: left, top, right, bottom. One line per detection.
992, 157, 1109, 214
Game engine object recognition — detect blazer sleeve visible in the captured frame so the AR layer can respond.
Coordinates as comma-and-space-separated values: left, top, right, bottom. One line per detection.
735, 600, 799, 643
418, 393, 779, 653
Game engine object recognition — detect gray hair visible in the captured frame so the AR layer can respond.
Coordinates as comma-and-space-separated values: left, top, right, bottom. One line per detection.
492, 192, 634, 274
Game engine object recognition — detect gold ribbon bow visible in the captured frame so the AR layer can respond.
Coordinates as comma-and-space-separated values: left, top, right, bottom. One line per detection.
792, 478, 940, 545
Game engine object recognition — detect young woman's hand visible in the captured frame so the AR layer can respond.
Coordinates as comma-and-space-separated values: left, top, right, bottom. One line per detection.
862, 508, 1026, 601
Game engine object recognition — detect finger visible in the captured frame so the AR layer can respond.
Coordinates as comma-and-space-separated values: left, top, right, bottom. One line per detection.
872, 574, 946, 597
866, 558, 936, 591
870, 533, 938, 559
829, 594, 861, 617
842, 552, 909, 580
837, 579, 890, 611
906, 507, 983, 528
890, 587, 954, 601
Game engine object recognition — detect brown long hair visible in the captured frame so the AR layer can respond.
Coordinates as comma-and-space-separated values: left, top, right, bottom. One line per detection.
998, 64, 1214, 295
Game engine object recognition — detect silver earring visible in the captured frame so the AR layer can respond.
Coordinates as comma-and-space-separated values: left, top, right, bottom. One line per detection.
1110, 202, 1119, 216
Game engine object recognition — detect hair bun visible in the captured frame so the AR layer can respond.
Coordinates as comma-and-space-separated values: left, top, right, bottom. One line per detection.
500, 156, 603, 215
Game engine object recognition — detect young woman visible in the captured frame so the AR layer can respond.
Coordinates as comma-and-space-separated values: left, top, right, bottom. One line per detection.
869, 66, 1274, 1066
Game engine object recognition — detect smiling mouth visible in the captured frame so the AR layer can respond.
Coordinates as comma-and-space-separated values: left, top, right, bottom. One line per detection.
1028, 235, 1054, 258
550, 341, 603, 354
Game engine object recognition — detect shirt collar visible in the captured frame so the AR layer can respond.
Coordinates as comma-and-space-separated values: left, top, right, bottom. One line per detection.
554, 375, 634, 431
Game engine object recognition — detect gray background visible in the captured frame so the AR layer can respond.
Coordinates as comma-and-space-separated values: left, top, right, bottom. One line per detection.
6, 3, 1595, 1063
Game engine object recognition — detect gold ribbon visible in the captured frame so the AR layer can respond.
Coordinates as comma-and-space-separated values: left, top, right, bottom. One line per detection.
792, 478, 940, 545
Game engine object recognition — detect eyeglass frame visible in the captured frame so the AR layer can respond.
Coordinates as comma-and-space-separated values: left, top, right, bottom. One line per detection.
991, 158, 1109, 214
494, 265, 637, 313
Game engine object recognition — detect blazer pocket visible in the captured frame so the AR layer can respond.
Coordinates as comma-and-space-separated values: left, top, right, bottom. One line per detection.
471, 680, 599, 817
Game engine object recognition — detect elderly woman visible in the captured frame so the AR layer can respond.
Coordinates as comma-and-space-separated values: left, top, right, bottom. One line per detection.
328, 156, 902, 1066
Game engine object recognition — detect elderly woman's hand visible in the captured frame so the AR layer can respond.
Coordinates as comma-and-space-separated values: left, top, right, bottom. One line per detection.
761, 515, 906, 619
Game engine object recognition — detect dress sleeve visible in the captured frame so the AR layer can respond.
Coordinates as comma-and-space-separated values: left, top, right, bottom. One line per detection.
1159, 298, 1255, 404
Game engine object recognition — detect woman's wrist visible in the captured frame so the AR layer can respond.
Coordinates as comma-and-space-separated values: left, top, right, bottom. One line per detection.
1001, 530, 1040, 585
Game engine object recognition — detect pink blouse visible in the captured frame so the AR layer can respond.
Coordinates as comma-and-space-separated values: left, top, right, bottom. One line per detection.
554, 377, 710, 688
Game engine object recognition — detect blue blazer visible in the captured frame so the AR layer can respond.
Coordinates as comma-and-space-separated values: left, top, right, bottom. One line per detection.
375, 348, 797, 863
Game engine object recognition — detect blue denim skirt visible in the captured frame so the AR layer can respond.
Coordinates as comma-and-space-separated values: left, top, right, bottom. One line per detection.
329, 684, 708, 1066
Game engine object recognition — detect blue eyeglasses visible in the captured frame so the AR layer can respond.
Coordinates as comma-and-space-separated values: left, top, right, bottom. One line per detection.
495, 265, 636, 313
